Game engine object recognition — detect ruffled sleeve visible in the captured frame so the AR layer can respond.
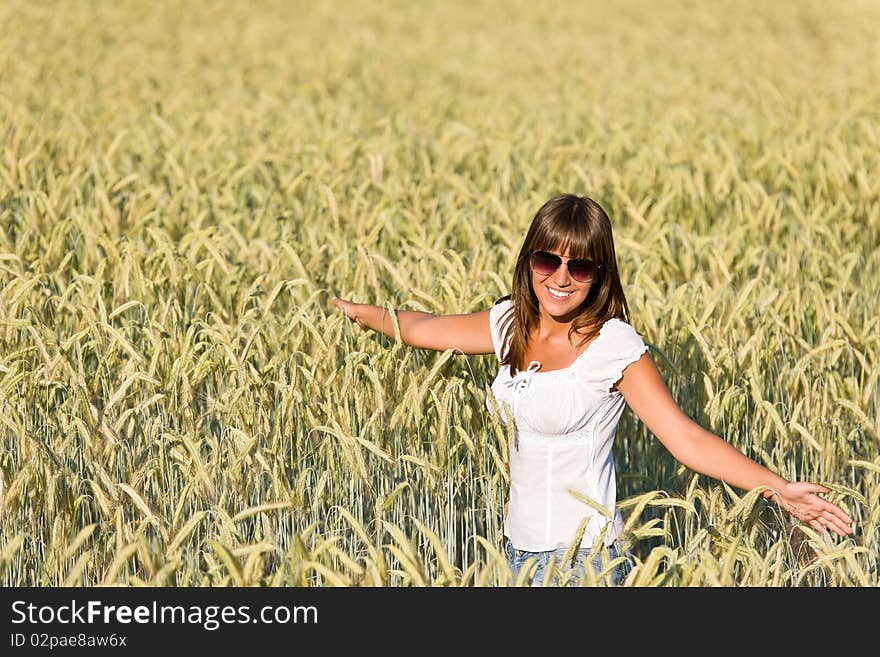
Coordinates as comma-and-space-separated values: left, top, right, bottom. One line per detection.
488, 298, 513, 362
594, 318, 649, 393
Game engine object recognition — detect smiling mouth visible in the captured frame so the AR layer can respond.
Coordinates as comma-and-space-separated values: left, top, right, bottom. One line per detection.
547, 287, 573, 298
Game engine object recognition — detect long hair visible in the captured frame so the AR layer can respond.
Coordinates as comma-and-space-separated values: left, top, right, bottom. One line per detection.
495, 193, 632, 376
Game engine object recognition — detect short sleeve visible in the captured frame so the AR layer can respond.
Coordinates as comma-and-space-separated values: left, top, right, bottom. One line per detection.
596, 319, 649, 393
488, 298, 513, 362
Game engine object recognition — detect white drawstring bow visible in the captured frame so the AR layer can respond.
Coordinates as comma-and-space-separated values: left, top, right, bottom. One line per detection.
502, 360, 542, 453
503, 360, 542, 394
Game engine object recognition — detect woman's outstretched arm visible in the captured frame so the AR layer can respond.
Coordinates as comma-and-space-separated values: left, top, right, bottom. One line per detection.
616, 352, 854, 537
329, 296, 495, 354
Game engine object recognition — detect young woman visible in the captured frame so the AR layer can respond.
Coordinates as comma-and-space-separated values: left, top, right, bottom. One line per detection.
330, 193, 853, 586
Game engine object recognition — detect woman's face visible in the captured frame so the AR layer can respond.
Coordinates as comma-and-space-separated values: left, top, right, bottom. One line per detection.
530, 246, 593, 320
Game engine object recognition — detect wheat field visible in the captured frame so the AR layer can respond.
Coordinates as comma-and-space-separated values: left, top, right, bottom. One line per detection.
1, 0, 878, 586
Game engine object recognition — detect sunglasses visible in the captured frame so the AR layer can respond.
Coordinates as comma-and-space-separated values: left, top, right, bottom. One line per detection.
527, 250, 603, 283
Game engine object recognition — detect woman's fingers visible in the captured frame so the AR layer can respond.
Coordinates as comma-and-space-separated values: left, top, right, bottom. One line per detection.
818, 511, 846, 536
331, 296, 367, 330
792, 483, 854, 535
825, 509, 853, 534
783, 483, 854, 537
807, 490, 853, 531
823, 501, 853, 527
331, 296, 352, 318
821, 510, 852, 536
800, 498, 852, 536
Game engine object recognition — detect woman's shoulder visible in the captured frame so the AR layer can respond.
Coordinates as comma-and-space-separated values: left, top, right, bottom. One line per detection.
572, 316, 648, 392
600, 316, 633, 331
489, 296, 514, 324
594, 316, 648, 363
598, 316, 644, 344
492, 295, 513, 310
489, 296, 514, 360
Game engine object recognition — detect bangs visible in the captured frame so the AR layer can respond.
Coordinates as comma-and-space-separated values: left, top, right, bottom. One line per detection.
533, 209, 598, 261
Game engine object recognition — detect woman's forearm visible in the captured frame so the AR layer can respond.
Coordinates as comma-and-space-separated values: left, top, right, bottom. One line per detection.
675, 422, 791, 499
350, 303, 434, 345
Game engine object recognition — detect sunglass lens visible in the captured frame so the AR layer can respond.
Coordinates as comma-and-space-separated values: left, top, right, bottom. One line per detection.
530, 252, 560, 276
568, 259, 598, 282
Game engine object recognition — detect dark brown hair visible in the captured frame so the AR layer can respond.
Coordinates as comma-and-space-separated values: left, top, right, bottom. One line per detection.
495, 193, 632, 375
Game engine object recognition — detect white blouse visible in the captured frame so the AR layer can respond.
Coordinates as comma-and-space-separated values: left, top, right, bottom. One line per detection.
485, 298, 649, 551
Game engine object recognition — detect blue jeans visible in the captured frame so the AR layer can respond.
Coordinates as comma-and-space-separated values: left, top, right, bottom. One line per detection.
503, 535, 634, 587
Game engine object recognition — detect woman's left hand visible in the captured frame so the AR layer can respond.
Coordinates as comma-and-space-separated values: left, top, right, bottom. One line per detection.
770, 482, 854, 536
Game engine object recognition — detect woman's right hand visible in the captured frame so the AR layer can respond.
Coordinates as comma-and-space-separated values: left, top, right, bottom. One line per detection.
770, 482, 854, 537
330, 296, 367, 331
